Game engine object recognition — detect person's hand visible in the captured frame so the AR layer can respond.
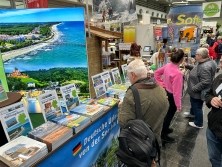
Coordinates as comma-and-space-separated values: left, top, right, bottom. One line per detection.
181, 62, 187, 67
118, 101, 122, 107
210, 97, 222, 108
176, 110, 181, 113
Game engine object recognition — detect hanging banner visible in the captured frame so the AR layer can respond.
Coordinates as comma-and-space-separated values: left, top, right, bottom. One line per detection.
202, 1, 221, 18
26, 0, 48, 8
153, 26, 163, 41
124, 26, 135, 43
167, 5, 203, 56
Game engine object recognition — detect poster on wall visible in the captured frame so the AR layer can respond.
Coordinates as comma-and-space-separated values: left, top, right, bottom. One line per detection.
0, 101, 33, 141
202, 1, 221, 18
0, 8, 88, 114
101, 71, 112, 91
111, 67, 122, 85
167, 5, 203, 56
26, 0, 48, 8
60, 84, 79, 113
92, 0, 137, 28
91, 74, 106, 98
153, 26, 163, 41
124, 26, 135, 43
37, 90, 63, 122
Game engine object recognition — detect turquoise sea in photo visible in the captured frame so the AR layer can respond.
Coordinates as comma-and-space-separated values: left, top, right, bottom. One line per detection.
3, 21, 87, 73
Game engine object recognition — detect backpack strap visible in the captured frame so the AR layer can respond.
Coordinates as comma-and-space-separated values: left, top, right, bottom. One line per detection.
130, 85, 143, 120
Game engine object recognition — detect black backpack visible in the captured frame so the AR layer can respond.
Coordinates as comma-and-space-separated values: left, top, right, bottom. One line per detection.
115, 85, 161, 167
215, 42, 222, 54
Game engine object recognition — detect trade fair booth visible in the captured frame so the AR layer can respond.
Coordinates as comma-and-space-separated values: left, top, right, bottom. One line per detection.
0, 3, 207, 167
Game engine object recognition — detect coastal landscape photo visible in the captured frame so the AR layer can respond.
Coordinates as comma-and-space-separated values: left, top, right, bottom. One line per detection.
0, 8, 89, 114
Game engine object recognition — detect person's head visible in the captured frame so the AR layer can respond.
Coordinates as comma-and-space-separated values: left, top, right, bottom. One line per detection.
127, 59, 147, 84
217, 36, 222, 41
211, 33, 215, 38
201, 43, 209, 49
195, 48, 209, 62
170, 48, 184, 64
163, 38, 168, 44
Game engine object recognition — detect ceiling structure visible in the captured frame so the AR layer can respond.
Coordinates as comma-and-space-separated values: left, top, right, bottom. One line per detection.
0, 0, 221, 13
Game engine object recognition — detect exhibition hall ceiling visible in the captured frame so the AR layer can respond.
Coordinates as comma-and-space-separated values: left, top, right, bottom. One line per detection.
0, 0, 221, 10
137, 0, 221, 7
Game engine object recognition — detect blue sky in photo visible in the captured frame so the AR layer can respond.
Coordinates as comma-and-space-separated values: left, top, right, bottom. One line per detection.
0, 8, 85, 23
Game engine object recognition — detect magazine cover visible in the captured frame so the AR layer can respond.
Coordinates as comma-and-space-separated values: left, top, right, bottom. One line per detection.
60, 84, 79, 113
37, 90, 63, 122
91, 74, 106, 98
0, 101, 33, 141
101, 71, 112, 91
110, 67, 122, 85
121, 64, 129, 83
0, 79, 8, 102
0, 136, 47, 167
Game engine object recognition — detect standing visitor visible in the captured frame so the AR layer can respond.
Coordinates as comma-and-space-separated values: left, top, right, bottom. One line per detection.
205, 58, 222, 167
183, 48, 216, 128
102, 10, 106, 22
154, 49, 185, 143
118, 59, 169, 145
108, 7, 113, 21
212, 36, 222, 72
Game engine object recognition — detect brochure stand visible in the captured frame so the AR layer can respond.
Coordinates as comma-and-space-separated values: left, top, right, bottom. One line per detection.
0, 92, 22, 147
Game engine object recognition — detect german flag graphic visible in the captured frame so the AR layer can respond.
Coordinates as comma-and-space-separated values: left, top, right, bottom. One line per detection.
73, 142, 82, 156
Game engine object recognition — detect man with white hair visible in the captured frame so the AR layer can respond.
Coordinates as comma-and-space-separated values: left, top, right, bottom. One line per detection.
184, 48, 216, 128
118, 59, 169, 144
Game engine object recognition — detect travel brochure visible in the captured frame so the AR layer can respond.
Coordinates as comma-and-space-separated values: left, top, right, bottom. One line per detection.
70, 104, 106, 121
37, 90, 63, 122
51, 113, 90, 134
97, 97, 119, 107
101, 71, 112, 91
60, 84, 79, 113
0, 101, 33, 141
0, 136, 47, 167
91, 74, 106, 98
121, 64, 129, 83
111, 67, 122, 85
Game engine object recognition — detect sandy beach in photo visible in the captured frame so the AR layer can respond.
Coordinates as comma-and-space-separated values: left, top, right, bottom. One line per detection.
1, 24, 60, 62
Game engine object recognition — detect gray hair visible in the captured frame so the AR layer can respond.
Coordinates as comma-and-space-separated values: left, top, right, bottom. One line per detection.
127, 59, 147, 77
196, 48, 209, 59
201, 44, 209, 49
217, 36, 222, 40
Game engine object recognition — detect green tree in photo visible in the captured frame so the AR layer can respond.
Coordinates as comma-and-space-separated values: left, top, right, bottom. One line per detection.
52, 100, 58, 108
18, 113, 26, 124
72, 90, 77, 97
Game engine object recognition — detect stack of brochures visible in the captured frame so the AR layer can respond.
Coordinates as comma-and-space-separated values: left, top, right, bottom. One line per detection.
0, 136, 48, 167
51, 113, 90, 134
27, 121, 72, 151
79, 98, 96, 105
70, 104, 109, 121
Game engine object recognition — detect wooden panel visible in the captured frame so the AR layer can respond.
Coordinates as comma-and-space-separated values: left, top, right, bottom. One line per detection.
87, 36, 102, 98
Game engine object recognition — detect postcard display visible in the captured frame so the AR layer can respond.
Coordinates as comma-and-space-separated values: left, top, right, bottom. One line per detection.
0, 7, 121, 167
